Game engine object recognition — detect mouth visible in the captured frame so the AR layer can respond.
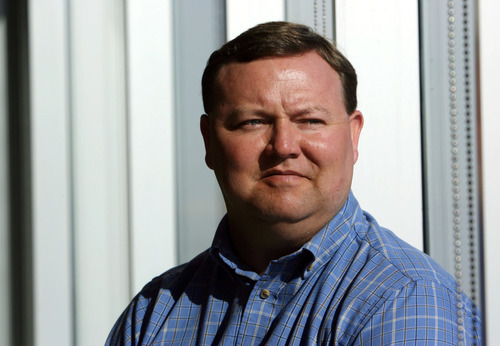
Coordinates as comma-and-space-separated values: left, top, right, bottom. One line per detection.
262, 170, 306, 179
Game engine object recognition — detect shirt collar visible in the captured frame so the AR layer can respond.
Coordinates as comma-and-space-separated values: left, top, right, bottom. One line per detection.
301, 191, 360, 269
210, 191, 361, 280
210, 216, 262, 280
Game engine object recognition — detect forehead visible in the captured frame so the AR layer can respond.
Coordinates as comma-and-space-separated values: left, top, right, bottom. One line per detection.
213, 52, 344, 108
218, 52, 336, 80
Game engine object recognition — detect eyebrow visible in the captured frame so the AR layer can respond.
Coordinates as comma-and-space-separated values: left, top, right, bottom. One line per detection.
226, 105, 332, 118
290, 106, 330, 116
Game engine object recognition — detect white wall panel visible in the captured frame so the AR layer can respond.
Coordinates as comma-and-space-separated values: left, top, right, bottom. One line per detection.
336, 0, 423, 250
126, 0, 176, 294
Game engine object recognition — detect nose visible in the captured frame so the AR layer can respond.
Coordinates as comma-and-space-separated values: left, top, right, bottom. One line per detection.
264, 120, 301, 158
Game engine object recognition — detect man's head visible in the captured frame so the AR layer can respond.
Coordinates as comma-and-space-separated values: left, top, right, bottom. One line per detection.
200, 22, 363, 267
202, 21, 357, 116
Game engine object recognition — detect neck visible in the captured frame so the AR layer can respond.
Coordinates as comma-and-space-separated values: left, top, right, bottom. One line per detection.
226, 214, 329, 275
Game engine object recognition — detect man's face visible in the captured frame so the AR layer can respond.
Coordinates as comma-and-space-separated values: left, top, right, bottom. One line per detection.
201, 52, 363, 234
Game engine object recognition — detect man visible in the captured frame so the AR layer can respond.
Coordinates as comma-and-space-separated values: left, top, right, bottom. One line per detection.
107, 22, 481, 344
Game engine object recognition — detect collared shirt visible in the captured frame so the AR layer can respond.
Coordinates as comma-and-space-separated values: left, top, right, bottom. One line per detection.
106, 192, 481, 345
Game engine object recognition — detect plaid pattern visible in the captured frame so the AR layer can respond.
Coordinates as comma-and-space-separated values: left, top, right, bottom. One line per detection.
107, 192, 481, 345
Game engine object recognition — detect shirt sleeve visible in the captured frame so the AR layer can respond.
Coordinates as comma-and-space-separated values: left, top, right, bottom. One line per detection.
354, 279, 482, 345
105, 295, 150, 345
105, 277, 163, 346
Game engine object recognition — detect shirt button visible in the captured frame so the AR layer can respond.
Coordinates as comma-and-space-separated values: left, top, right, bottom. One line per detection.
259, 289, 270, 300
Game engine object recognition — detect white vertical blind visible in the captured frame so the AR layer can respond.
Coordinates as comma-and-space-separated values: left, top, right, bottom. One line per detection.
29, 0, 73, 344
68, 1, 130, 343
479, 0, 500, 342
285, 0, 334, 40
226, 0, 284, 40
174, 0, 227, 263
126, 0, 177, 293
336, 0, 423, 250
0, 7, 11, 345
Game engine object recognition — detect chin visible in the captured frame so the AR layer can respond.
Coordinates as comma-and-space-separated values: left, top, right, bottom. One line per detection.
254, 203, 315, 224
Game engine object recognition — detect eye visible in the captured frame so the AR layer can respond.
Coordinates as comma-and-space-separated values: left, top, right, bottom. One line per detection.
237, 119, 266, 129
301, 118, 325, 126
296, 117, 327, 130
247, 119, 263, 126
305, 119, 322, 124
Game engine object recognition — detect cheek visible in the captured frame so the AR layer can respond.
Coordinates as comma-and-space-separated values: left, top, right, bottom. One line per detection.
304, 131, 353, 167
213, 136, 258, 172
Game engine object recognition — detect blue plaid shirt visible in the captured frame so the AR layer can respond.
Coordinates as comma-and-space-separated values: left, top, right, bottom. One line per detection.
107, 192, 481, 345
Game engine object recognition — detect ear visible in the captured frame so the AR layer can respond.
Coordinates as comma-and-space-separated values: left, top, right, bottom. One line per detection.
348, 110, 364, 164
200, 114, 214, 169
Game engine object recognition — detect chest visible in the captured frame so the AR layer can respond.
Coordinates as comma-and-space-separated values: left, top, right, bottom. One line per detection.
148, 266, 367, 345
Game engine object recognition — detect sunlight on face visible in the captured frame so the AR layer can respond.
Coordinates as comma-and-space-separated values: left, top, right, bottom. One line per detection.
201, 52, 363, 241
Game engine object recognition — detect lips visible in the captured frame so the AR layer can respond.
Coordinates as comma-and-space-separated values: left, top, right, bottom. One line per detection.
262, 170, 306, 179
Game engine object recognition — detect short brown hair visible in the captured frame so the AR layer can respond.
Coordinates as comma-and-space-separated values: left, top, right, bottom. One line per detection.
201, 21, 357, 115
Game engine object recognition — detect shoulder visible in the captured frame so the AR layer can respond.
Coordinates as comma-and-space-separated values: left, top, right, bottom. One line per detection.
355, 211, 455, 290
139, 248, 213, 304
337, 194, 454, 290
342, 211, 481, 343
105, 249, 213, 345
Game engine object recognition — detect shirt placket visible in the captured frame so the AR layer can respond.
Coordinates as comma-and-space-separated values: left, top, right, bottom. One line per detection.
236, 272, 281, 345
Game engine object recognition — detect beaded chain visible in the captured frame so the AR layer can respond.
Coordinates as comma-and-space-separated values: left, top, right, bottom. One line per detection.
447, 1, 465, 343
313, 0, 327, 37
448, 0, 479, 344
